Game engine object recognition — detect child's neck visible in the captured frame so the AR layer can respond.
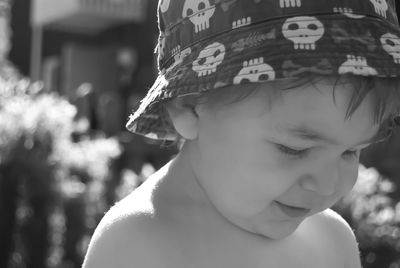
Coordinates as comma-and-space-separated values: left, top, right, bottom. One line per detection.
152, 141, 215, 209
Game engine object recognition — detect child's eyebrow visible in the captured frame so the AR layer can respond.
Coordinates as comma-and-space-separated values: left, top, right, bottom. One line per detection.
281, 124, 385, 146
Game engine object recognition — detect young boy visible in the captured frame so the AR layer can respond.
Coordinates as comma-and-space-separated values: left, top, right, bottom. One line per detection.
83, 0, 400, 267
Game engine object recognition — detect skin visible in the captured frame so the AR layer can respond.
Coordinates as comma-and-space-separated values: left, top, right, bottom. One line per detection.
83, 78, 375, 268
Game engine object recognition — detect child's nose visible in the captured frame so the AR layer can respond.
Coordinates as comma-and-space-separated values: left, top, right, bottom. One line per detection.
299, 161, 341, 196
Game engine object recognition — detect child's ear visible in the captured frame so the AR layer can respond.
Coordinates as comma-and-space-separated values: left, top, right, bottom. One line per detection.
165, 100, 200, 140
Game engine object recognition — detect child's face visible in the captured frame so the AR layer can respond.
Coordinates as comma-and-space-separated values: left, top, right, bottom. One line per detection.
189, 78, 380, 239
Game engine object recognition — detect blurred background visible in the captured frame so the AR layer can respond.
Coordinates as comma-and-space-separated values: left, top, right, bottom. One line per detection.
0, 0, 399, 267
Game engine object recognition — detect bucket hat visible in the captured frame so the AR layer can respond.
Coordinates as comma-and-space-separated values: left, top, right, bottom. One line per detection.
127, 0, 400, 140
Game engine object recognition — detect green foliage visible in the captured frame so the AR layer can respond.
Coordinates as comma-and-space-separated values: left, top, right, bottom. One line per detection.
0, 77, 121, 268
0, 79, 73, 162
335, 165, 400, 268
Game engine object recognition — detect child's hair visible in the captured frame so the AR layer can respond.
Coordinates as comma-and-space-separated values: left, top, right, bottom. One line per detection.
163, 74, 400, 145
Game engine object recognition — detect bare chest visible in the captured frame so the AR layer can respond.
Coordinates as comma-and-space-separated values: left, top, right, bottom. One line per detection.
163, 250, 340, 268
150, 230, 342, 268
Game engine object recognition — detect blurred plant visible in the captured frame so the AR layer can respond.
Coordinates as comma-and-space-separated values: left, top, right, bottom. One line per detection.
114, 163, 155, 201
335, 164, 400, 268
0, 77, 121, 268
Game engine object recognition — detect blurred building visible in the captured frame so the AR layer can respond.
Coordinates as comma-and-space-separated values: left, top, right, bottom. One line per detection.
9, 0, 176, 173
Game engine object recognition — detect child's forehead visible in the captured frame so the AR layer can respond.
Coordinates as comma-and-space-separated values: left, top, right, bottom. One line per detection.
273, 114, 393, 146
202, 81, 383, 148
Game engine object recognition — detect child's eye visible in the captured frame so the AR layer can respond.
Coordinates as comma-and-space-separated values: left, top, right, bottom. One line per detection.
276, 144, 361, 161
276, 144, 309, 159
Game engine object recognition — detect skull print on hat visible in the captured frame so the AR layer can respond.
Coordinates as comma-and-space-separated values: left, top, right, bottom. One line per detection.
369, 0, 388, 18
159, 0, 171, 13
381, 33, 400, 64
339, 55, 378, 76
280, 0, 301, 8
183, 0, 216, 33
282, 16, 325, 50
192, 42, 226, 77
233, 58, 276, 84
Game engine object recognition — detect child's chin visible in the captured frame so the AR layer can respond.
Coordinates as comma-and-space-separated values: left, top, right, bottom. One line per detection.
247, 219, 304, 240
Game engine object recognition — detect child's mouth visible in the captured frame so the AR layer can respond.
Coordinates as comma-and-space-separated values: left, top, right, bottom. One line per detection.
273, 201, 311, 218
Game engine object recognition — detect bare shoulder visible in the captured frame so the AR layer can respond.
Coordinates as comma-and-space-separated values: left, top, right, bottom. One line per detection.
82, 189, 160, 268
312, 209, 362, 268
315, 209, 357, 244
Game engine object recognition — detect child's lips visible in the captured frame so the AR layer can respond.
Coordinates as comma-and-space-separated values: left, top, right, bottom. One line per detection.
273, 201, 311, 218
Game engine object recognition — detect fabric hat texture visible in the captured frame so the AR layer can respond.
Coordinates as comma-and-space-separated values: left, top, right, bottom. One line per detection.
127, 0, 400, 140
